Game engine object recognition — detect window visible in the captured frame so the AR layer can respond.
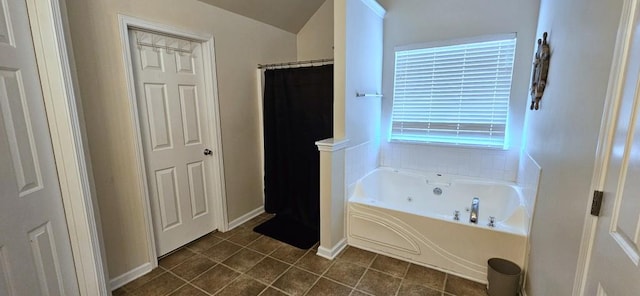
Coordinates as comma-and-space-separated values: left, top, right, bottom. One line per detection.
390, 35, 517, 149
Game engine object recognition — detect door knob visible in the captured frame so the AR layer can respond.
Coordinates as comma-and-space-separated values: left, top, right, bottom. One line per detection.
203, 148, 213, 156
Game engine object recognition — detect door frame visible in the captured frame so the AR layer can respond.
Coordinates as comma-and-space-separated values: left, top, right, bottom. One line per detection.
23, 0, 109, 294
573, 0, 637, 294
117, 15, 229, 266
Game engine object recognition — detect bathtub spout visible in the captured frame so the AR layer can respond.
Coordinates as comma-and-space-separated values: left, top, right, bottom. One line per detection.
470, 197, 479, 224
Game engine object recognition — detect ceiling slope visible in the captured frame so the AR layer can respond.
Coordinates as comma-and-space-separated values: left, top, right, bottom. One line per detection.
198, 0, 326, 33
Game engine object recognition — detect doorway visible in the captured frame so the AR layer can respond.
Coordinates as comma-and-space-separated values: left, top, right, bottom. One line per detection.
120, 17, 227, 259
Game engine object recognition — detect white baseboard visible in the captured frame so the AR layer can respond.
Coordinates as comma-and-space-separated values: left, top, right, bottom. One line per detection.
316, 238, 347, 260
109, 262, 153, 290
227, 206, 264, 230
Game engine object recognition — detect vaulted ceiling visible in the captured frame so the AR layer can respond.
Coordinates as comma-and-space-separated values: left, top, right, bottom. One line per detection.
198, 0, 327, 33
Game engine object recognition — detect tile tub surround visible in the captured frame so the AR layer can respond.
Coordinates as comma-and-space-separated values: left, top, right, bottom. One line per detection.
114, 213, 489, 296
346, 141, 380, 190
382, 143, 520, 182
517, 152, 542, 219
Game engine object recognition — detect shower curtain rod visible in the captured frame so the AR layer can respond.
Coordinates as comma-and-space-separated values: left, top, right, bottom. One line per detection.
258, 58, 334, 69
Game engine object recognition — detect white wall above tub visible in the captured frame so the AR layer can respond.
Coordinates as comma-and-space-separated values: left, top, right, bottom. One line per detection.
344, 0, 384, 146
340, 0, 385, 188
378, 0, 540, 182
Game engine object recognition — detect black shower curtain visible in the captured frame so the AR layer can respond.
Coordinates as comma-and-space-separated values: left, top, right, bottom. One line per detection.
263, 64, 333, 232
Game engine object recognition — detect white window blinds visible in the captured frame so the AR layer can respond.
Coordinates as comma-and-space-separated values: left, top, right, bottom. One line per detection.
390, 36, 517, 149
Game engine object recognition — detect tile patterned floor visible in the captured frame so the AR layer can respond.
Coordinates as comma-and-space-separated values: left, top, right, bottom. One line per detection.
113, 213, 488, 296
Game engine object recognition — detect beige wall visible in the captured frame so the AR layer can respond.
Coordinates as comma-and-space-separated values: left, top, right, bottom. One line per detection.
333, 0, 347, 139
297, 0, 334, 61
65, 0, 296, 279
523, 0, 623, 294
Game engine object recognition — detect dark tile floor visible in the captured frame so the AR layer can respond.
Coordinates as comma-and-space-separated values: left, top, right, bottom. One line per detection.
113, 213, 488, 296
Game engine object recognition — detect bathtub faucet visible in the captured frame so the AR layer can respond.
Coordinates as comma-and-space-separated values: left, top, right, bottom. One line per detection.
470, 197, 479, 224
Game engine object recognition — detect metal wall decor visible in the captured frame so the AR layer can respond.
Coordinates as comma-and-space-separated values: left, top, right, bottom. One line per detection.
530, 32, 550, 110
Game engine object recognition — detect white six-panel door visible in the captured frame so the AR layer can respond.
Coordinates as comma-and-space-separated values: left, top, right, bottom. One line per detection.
0, 0, 80, 294
585, 1, 640, 294
129, 30, 218, 256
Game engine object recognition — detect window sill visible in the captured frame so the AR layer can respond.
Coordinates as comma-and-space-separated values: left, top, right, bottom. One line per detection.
388, 139, 509, 151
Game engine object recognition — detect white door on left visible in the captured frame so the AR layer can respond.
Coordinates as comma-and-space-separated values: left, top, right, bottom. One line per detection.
0, 0, 79, 295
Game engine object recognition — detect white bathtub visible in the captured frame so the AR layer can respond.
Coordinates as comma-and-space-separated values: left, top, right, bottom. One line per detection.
347, 167, 528, 283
